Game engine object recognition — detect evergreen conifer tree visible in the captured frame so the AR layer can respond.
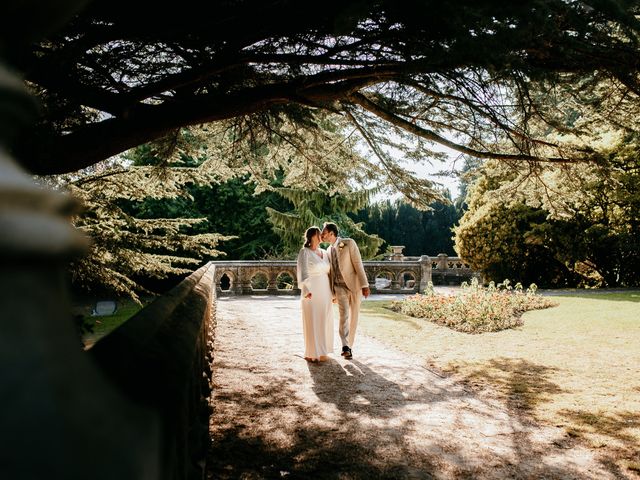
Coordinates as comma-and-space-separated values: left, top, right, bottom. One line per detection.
266, 188, 383, 258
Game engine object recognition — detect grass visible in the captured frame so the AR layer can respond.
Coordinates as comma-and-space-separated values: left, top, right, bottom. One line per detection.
359, 292, 640, 472
81, 299, 146, 348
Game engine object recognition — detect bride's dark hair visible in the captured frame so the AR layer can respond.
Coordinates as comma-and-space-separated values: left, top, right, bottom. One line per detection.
303, 226, 321, 248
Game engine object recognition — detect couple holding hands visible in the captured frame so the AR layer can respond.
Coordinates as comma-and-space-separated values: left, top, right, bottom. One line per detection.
296, 222, 370, 363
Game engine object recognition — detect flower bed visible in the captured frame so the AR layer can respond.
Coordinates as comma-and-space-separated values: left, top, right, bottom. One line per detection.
390, 279, 556, 333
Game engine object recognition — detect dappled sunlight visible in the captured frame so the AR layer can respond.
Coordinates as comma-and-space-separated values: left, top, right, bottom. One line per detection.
559, 409, 640, 475
452, 358, 565, 414
209, 297, 618, 479
560, 409, 640, 448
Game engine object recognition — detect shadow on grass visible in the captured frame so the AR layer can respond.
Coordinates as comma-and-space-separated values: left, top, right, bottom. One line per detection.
454, 358, 565, 414
559, 410, 640, 479
453, 358, 640, 477
560, 409, 640, 454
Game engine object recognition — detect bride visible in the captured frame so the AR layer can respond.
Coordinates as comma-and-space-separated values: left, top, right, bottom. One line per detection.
296, 226, 334, 363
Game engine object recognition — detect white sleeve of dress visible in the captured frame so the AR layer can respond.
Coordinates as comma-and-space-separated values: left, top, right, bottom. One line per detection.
296, 248, 310, 296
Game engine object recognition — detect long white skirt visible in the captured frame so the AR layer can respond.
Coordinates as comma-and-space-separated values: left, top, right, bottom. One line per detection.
301, 273, 334, 359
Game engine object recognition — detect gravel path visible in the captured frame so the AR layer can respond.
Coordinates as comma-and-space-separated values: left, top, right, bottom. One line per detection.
207, 296, 616, 480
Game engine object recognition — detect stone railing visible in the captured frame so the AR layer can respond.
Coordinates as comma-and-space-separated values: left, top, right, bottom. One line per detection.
211, 254, 477, 296
90, 263, 216, 480
430, 253, 477, 286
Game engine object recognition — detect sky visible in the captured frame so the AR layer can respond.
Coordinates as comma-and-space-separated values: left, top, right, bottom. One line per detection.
371, 141, 464, 204
409, 154, 462, 198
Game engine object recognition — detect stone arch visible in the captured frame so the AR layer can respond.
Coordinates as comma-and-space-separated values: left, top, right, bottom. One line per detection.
374, 270, 393, 290
276, 270, 295, 290
219, 271, 233, 291
250, 271, 269, 291
399, 270, 417, 290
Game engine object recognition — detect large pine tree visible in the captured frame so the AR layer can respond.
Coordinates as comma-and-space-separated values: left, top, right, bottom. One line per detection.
266, 188, 383, 258
14, 1, 640, 200
352, 196, 461, 256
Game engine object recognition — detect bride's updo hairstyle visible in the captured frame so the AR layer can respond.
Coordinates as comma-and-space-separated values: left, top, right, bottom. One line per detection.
303, 226, 321, 248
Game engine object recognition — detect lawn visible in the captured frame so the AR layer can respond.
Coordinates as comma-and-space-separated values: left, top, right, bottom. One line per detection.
81, 299, 145, 348
359, 291, 640, 472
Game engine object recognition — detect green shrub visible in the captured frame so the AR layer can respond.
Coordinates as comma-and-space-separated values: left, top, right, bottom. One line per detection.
390, 278, 556, 333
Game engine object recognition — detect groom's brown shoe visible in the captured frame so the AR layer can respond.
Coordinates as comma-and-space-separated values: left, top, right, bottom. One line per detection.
341, 346, 353, 359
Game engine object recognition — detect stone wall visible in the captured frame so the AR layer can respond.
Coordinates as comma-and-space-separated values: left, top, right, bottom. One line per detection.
211, 254, 477, 296
90, 263, 216, 480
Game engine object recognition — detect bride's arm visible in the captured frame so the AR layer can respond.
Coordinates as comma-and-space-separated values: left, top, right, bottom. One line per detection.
296, 248, 311, 297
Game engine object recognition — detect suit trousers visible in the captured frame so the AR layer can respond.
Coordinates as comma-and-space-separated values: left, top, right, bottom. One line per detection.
334, 285, 361, 348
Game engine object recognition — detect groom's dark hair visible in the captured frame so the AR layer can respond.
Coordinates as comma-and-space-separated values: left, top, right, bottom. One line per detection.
323, 222, 339, 236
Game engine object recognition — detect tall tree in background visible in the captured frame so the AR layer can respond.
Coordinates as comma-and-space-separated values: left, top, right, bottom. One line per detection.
455, 135, 640, 287
47, 158, 231, 302
189, 180, 291, 260
352, 194, 461, 256
122, 178, 292, 261
266, 188, 384, 258
121, 139, 292, 260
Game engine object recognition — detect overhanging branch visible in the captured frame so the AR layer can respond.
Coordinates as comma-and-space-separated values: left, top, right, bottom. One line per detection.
348, 92, 577, 164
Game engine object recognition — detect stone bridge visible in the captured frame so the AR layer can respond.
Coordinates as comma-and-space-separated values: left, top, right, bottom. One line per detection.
212, 253, 477, 296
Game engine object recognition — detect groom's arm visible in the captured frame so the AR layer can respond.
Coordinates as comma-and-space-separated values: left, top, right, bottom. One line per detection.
348, 241, 370, 296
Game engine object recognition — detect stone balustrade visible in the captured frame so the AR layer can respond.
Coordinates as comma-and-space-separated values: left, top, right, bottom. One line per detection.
211, 253, 477, 296
430, 253, 477, 286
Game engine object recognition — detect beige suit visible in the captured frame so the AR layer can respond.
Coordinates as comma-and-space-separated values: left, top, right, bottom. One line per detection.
328, 237, 369, 347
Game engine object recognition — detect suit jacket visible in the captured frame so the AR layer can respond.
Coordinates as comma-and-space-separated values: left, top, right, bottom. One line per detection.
328, 237, 369, 294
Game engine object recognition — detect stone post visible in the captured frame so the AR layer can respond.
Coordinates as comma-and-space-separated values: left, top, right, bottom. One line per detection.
437, 253, 449, 271
419, 255, 432, 291
390, 245, 405, 261
0, 7, 159, 478
233, 267, 243, 295
240, 267, 253, 294
267, 266, 278, 294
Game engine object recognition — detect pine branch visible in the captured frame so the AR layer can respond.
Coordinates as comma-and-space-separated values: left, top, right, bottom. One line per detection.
348, 92, 579, 164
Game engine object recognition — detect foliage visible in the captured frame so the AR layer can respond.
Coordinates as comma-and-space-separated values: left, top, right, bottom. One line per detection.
455, 200, 580, 286
266, 187, 384, 258
81, 299, 146, 349
15, 1, 640, 210
351, 194, 461, 256
123, 177, 291, 260
24, 1, 640, 294
454, 136, 640, 287
43, 141, 234, 301
390, 278, 556, 333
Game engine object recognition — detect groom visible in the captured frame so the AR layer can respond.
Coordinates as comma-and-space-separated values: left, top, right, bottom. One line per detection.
321, 222, 370, 359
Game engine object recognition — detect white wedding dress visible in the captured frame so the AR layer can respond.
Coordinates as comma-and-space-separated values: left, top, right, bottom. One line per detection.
297, 248, 334, 359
